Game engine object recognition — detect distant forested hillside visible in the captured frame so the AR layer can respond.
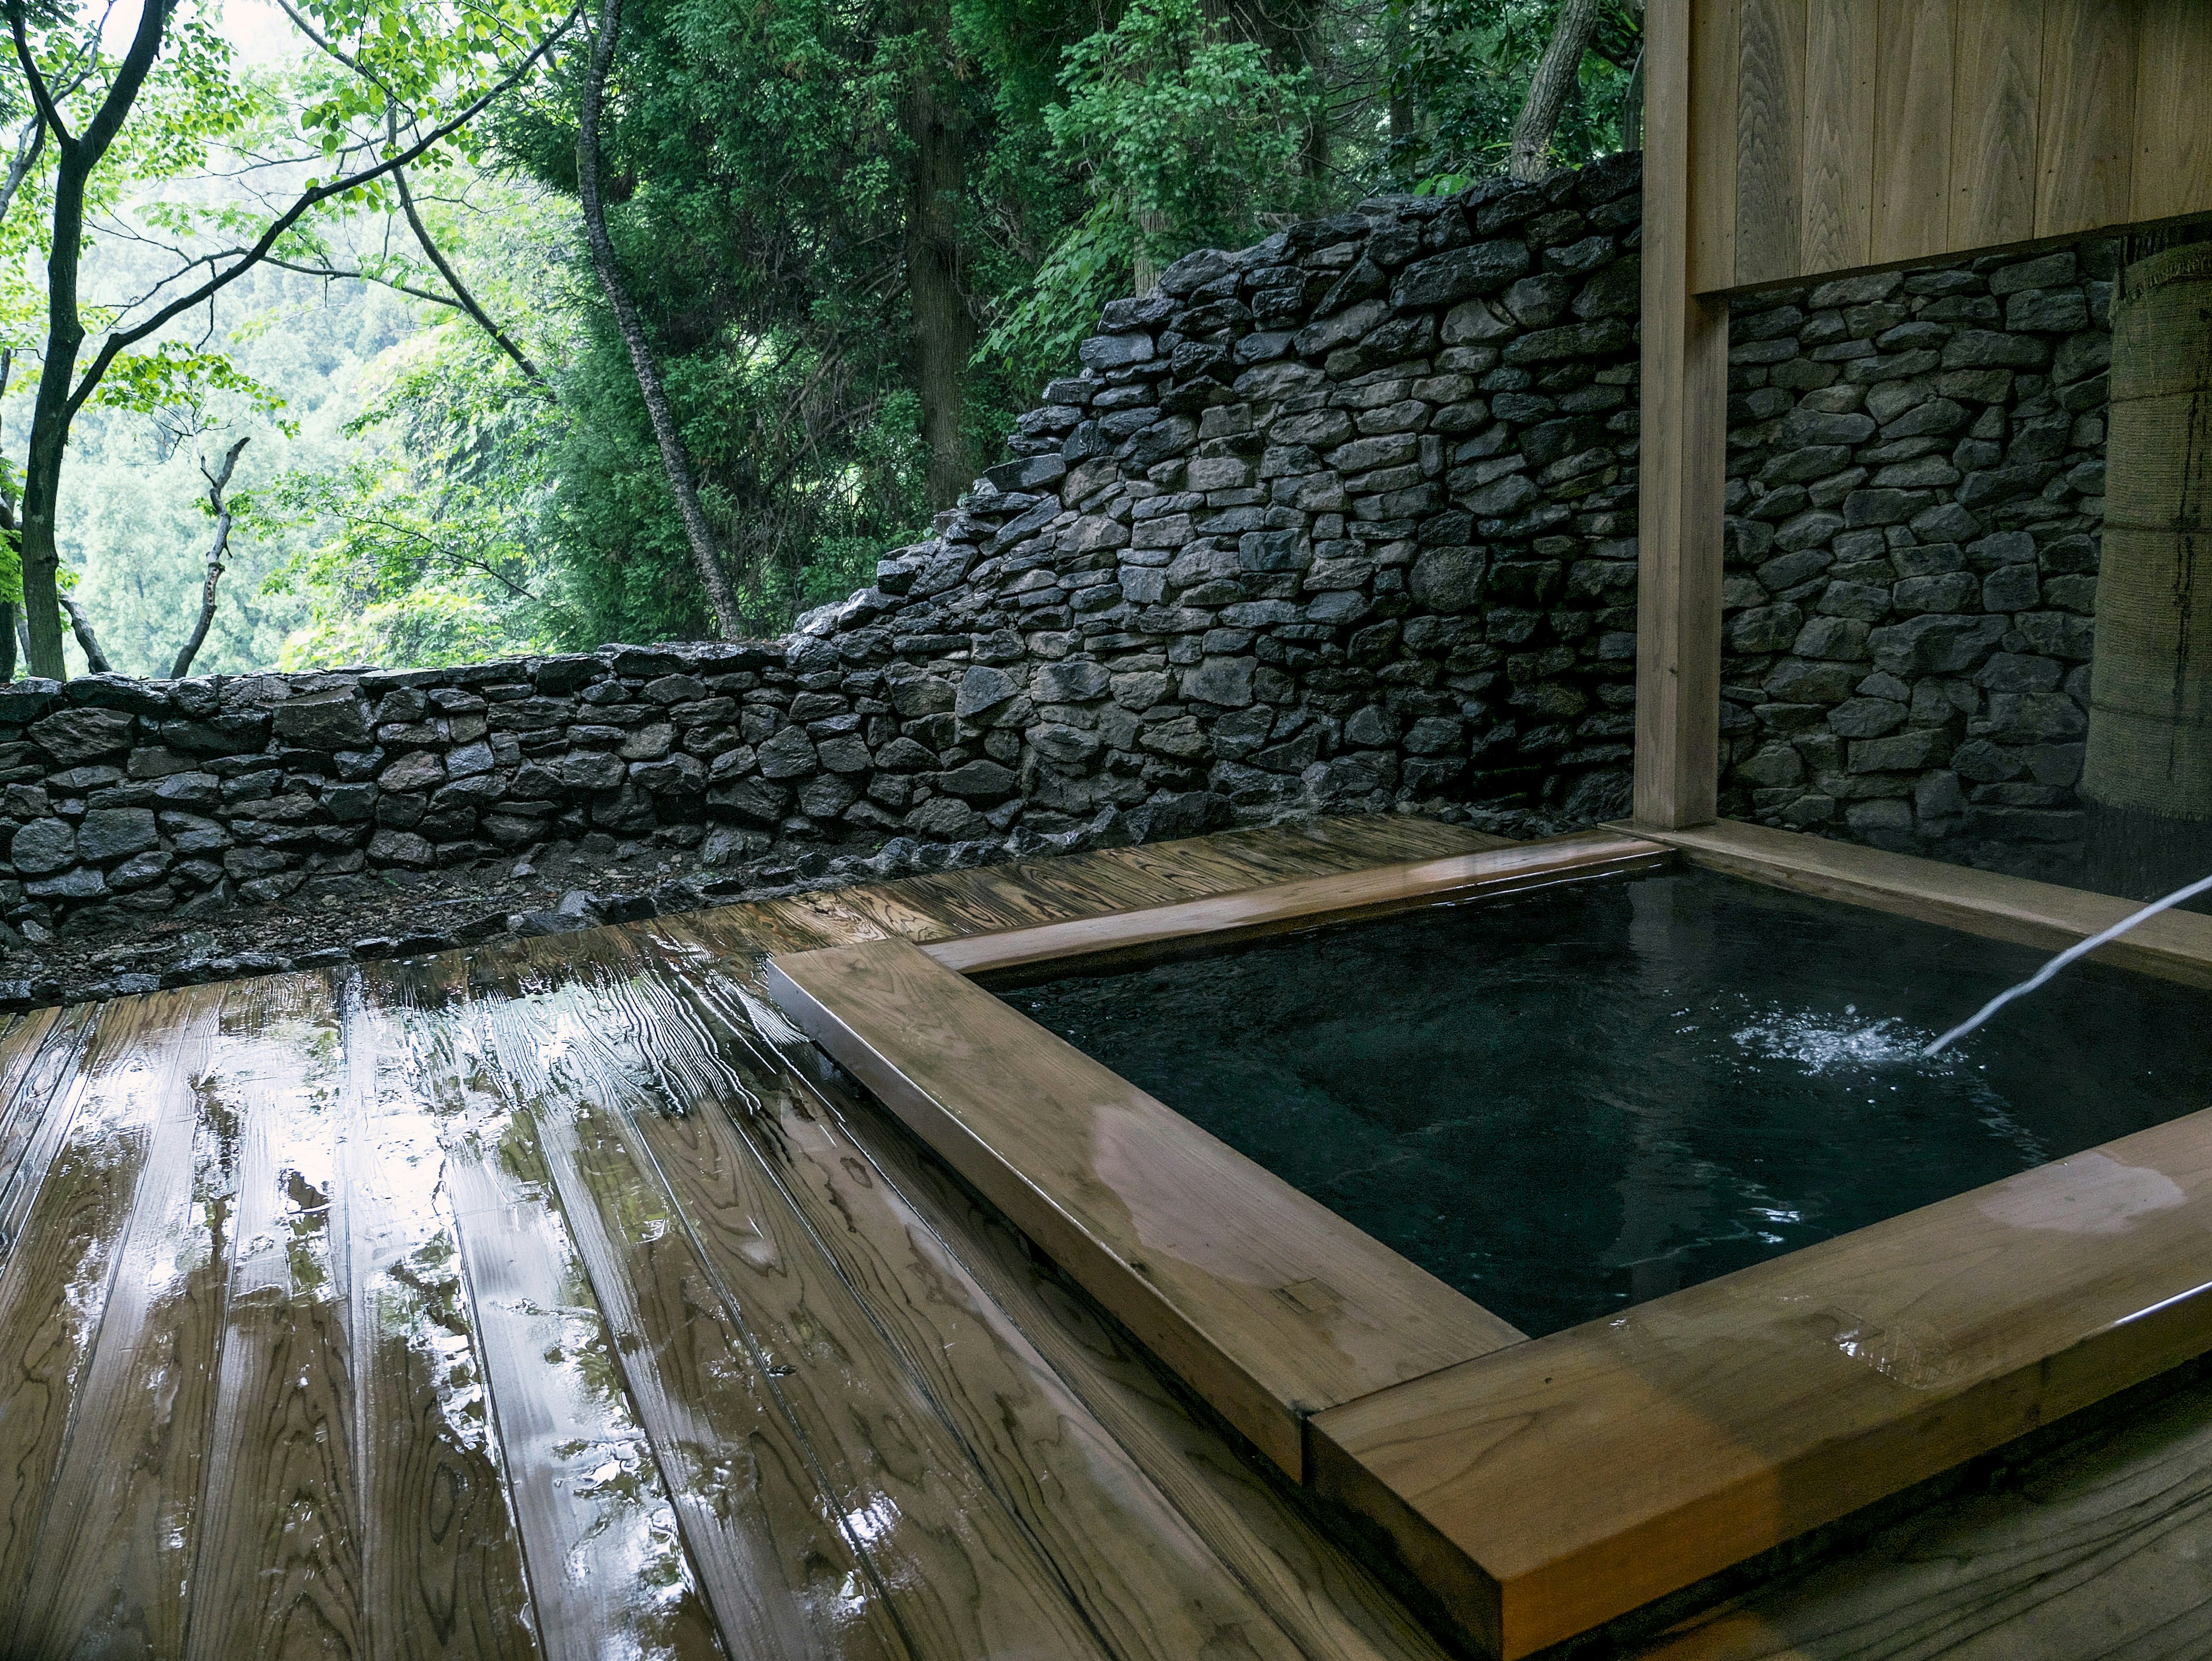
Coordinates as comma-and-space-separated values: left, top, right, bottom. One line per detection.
0, 0, 1643, 676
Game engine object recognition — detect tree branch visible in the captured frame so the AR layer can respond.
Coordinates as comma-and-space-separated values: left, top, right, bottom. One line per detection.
577, 0, 742, 637
388, 107, 551, 393
171, 434, 247, 676
63, 5, 580, 422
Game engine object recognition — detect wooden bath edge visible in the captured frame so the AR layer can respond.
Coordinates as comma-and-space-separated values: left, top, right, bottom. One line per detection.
762, 823, 2212, 1659
1611, 817, 2212, 990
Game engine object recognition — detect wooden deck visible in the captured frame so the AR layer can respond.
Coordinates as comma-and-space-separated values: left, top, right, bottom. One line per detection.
3, 810, 2212, 1659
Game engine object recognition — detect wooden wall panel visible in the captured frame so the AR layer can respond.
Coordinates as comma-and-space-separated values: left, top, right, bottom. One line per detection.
1948, 0, 2044, 249
1869, 0, 1955, 264
1800, 0, 1877, 273
1732, 0, 1806, 286
2036, 0, 2137, 234
1688, 0, 2212, 294
2131, 0, 2212, 226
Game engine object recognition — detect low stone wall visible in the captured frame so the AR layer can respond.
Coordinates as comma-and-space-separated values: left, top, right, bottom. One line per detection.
1718, 244, 2113, 877
2, 158, 2129, 941
0, 157, 1649, 939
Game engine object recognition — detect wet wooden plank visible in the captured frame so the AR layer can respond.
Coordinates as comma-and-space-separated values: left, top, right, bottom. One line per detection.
0, 1006, 62, 1194
0, 1002, 104, 1248
6, 987, 227, 1660
642, 915, 1348, 1661
444, 958, 909, 1661
497, 930, 1118, 1661
820, 1068, 1461, 1661
1617, 818, 2212, 990
335, 972, 546, 1661
373, 958, 725, 1661
1629, 1367, 2212, 1659
1312, 1104, 2212, 1659
184, 973, 367, 1661
768, 935, 1525, 1477
0, 998, 194, 1622
922, 831, 1669, 984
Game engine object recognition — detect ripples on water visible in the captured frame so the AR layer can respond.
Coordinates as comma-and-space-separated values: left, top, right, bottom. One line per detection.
1010, 869, 2212, 1336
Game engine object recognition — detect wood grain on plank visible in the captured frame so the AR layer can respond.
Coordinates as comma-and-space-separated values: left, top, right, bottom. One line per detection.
1948, 0, 2043, 250
1639, 0, 1730, 829
0, 1002, 103, 1247
0, 1006, 62, 1200
7, 988, 226, 1660
1630, 1368, 2212, 1660
373, 957, 726, 1661
1800, 0, 1876, 274
184, 974, 367, 1661
2130, 0, 2212, 226
1615, 818, 2212, 989
495, 930, 1118, 1661
0, 998, 190, 1621
1870, 0, 1955, 264
2033, 0, 2136, 239
1313, 1104, 2212, 1658
639, 915, 1355, 1661
1688, 0, 1741, 294
767, 936, 1524, 1475
446, 958, 908, 1661
806, 1062, 1461, 1661
1733, 0, 1806, 286
334, 972, 544, 1661
922, 831, 1669, 983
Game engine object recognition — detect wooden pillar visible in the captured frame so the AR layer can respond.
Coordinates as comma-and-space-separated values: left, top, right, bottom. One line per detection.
1633, 0, 1730, 830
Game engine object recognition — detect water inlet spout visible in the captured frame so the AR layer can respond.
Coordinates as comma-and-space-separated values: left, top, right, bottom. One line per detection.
1924, 869, 2212, 1056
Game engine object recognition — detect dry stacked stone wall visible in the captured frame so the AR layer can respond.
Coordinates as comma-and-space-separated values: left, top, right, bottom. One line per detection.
0, 157, 2130, 943
0, 155, 1650, 940
1718, 243, 2115, 877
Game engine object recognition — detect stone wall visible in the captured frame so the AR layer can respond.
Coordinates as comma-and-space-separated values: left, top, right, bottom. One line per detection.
0, 155, 1650, 940
1718, 244, 2113, 877
0, 158, 2131, 942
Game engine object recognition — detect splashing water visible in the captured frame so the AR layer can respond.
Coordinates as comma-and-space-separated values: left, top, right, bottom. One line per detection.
1923, 868, 2212, 1056
1733, 1006, 1934, 1074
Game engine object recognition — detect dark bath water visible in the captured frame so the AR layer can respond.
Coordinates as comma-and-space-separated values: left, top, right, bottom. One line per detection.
1005, 868, 2212, 1338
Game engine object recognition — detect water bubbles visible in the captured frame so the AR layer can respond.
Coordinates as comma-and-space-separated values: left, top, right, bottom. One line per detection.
1730, 1009, 1937, 1076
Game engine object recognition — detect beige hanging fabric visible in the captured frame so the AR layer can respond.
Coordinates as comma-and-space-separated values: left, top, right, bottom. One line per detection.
2082, 242, 2212, 819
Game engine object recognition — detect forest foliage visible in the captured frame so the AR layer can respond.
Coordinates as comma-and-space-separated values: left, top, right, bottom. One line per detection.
1, 0, 1642, 676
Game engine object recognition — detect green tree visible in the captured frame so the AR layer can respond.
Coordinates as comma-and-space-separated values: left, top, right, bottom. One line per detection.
2, 0, 570, 679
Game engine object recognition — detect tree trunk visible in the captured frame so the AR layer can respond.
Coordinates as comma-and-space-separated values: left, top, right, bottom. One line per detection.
0, 603, 16, 682
172, 435, 248, 678
576, 0, 747, 640
1385, 3, 1414, 155
903, 71, 975, 510
12, 0, 175, 679
1510, 0, 1601, 181
59, 594, 108, 672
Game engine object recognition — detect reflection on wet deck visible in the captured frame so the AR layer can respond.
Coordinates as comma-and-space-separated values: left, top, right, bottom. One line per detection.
0, 814, 1483, 1661
9, 809, 2212, 1660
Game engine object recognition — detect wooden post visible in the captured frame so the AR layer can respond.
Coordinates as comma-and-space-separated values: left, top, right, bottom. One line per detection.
1633, 0, 1730, 830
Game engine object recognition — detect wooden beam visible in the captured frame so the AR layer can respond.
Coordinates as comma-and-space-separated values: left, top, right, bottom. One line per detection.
1637, 0, 1730, 830
766, 937, 1525, 1477
924, 831, 1671, 984
1609, 818, 2212, 990
1310, 1104, 2212, 1658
